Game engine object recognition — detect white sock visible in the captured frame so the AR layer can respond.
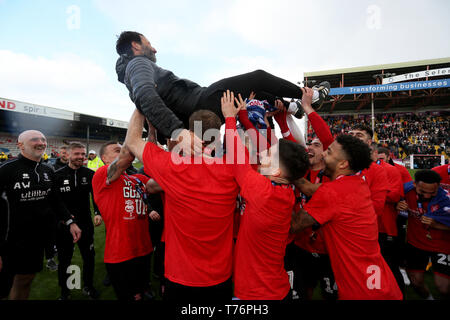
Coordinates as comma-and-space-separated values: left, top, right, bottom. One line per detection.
426, 293, 434, 300
312, 90, 320, 100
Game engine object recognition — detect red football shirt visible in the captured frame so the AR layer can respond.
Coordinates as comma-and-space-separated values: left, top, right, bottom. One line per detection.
304, 175, 402, 300
394, 163, 412, 184
233, 167, 295, 300
294, 169, 330, 254
377, 160, 403, 236
142, 141, 239, 287
92, 166, 152, 263
433, 164, 450, 192
405, 189, 450, 254
362, 162, 389, 217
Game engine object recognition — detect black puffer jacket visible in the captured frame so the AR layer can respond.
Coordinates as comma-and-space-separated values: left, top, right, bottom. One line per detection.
116, 54, 205, 139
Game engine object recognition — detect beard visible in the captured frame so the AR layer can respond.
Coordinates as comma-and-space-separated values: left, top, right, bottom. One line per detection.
143, 47, 157, 63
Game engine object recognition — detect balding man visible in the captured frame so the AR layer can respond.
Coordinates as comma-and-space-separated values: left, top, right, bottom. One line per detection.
0, 130, 81, 300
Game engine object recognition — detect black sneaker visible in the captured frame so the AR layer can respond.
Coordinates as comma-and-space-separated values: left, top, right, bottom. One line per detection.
82, 286, 100, 300
287, 100, 305, 119
309, 81, 330, 110
46, 258, 58, 272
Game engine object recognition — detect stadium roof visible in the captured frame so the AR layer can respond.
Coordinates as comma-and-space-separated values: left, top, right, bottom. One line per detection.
303, 57, 450, 114
304, 57, 450, 77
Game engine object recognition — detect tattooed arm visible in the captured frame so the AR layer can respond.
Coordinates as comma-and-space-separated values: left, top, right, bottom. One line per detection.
106, 145, 135, 184
290, 208, 319, 234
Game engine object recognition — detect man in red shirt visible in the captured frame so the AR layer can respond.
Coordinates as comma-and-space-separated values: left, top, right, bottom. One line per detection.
348, 125, 389, 219
117, 108, 240, 301
224, 91, 310, 300
378, 146, 412, 277
291, 134, 402, 300
396, 170, 450, 299
432, 164, 450, 192
369, 144, 405, 293
92, 141, 153, 301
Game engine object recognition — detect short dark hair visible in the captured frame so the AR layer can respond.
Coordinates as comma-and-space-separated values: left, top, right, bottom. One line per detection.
351, 124, 373, 138
68, 142, 86, 150
100, 141, 119, 159
414, 169, 442, 184
378, 146, 390, 157
189, 110, 222, 144
116, 31, 143, 56
336, 134, 372, 172
278, 139, 310, 182
59, 146, 68, 151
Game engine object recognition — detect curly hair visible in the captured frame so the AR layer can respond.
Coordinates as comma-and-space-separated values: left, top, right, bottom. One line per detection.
414, 169, 442, 184
336, 134, 372, 172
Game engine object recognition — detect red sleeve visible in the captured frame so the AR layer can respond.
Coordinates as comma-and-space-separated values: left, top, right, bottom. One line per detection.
308, 112, 334, 150
274, 110, 298, 143
364, 164, 388, 216
304, 183, 337, 225
384, 164, 404, 203
142, 142, 173, 191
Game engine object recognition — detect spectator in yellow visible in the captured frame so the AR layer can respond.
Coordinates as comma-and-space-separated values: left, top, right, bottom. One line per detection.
87, 150, 104, 171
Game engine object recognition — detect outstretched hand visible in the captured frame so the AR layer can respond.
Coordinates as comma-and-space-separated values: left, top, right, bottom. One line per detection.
221, 90, 243, 119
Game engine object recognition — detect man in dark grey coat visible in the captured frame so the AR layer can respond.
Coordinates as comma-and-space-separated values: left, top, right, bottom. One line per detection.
115, 31, 330, 151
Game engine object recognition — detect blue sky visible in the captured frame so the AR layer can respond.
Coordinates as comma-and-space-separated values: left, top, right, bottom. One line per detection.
1, 0, 449, 122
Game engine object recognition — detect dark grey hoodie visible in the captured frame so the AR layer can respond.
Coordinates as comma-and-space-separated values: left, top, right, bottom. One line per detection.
116, 54, 205, 138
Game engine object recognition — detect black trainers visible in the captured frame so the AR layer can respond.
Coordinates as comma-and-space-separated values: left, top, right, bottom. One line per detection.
82, 286, 100, 300
309, 81, 330, 110
287, 100, 305, 119
46, 258, 58, 272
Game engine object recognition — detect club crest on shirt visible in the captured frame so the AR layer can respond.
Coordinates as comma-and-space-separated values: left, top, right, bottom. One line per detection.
43, 172, 50, 182
22, 173, 30, 179
64, 179, 70, 185
81, 177, 88, 185
124, 199, 136, 220
430, 204, 439, 212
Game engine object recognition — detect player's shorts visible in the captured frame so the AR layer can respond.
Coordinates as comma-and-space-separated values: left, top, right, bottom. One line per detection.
5, 241, 45, 275
405, 243, 450, 278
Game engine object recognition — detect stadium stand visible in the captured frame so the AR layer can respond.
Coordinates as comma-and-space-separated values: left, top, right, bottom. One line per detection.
304, 57, 450, 163
0, 97, 128, 158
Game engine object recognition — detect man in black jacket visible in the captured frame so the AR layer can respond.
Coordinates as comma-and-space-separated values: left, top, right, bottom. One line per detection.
0, 130, 81, 300
54, 142, 102, 300
115, 31, 330, 153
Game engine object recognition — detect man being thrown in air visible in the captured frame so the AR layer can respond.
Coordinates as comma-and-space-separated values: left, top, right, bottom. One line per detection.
115, 31, 330, 154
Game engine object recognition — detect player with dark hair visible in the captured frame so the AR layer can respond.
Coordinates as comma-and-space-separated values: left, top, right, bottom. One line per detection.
291, 134, 402, 300
114, 31, 330, 155
348, 126, 389, 220
92, 141, 154, 301
223, 91, 310, 300
369, 143, 405, 293
117, 106, 241, 302
53, 142, 102, 300
397, 169, 450, 299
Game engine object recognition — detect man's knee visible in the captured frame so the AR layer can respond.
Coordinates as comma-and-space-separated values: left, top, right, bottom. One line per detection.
407, 271, 425, 287
434, 274, 450, 296
13, 274, 35, 287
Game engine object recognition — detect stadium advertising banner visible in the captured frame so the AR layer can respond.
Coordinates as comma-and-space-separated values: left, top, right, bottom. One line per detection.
0, 97, 74, 121
329, 78, 450, 96
382, 67, 450, 84
104, 118, 128, 129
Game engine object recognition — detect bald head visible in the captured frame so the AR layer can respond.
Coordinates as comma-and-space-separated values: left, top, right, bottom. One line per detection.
17, 130, 47, 162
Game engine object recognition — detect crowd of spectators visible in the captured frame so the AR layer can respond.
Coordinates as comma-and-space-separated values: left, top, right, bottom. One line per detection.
314, 111, 449, 161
